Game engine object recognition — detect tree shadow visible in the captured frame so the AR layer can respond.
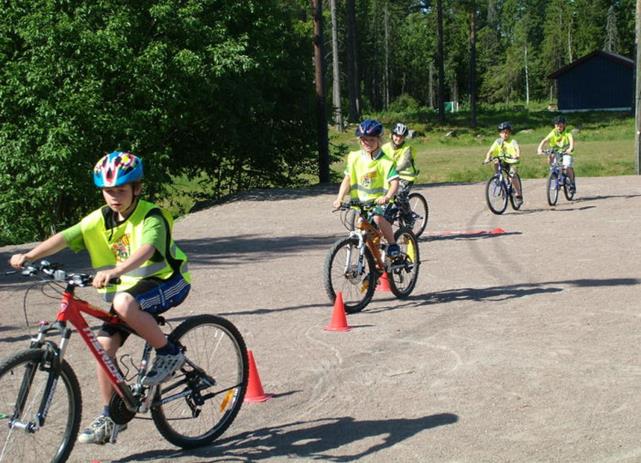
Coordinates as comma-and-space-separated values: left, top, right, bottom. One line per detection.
366, 277, 640, 313
426, 230, 522, 241
114, 413, 458, 462
574, 193, 641, 203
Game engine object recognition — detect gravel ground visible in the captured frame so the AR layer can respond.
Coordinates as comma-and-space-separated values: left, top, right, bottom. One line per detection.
1, 175, 641, 463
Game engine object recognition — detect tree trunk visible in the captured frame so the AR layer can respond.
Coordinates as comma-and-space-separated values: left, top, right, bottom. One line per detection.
469, 6, 477, 128
384, 1, 390, 109
429, 62, 435, 108
329, 0, 343, 130
346, 0, 360, 121
524, 43, 530, 106
311, 0, 330, 183
436, 0, 446, 123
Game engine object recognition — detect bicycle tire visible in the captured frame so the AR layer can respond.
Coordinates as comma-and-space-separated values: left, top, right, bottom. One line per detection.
324, 236, 377, 313
563, 176, 576, 201
485, 176, 508, 214
151, 315, 248, 449
404, 193, 428, 237
0, 348, 81, 463
509, 173, 523, 210
388, 228, 420, 298
547, 172, 559, 206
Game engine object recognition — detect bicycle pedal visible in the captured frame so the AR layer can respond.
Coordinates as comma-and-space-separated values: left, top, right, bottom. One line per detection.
109, 424, 125, 444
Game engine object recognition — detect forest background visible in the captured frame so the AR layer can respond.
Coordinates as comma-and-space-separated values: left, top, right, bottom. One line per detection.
0, 0, 636, 245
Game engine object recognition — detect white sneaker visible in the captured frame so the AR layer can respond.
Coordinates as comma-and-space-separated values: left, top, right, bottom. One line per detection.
77, 415, 126, 445
142, 351, 186, 386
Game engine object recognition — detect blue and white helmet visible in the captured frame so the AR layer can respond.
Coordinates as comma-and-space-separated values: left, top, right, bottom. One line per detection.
392, 122, 409, 136
355, 119, 384, 137
93, 151, 143, 188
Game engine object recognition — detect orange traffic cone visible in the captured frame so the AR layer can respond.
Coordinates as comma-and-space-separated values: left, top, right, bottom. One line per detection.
244, 350, 271, 403
325, 292, 351, 332
376, 272, 392, 292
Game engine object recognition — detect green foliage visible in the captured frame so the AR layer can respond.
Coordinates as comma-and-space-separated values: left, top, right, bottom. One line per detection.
0, 0, 316, 245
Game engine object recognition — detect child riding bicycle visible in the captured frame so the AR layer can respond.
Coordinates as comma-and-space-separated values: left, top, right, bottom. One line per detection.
382, 122, 419, 218
537, 115, 576, 194
483, 121, 523, 205
333, 119, 401, 257
9, 151, 191, 445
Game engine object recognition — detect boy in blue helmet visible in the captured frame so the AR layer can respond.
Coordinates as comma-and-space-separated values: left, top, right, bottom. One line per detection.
10, 151, 191, 445
333, 119, 401, 256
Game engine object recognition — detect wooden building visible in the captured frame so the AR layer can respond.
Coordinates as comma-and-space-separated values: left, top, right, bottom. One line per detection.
548, 50, 634, 112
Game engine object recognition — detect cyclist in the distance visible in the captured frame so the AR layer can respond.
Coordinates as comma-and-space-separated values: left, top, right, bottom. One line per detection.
9, 151, 191, 445
333, 119, 401, 257
537, 115, 576, 194
483, 121, 523, 205
382, 122, 420, 221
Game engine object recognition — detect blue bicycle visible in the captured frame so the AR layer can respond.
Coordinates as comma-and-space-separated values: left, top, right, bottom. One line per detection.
543, 149, 575, 206
484, 157, 523, 215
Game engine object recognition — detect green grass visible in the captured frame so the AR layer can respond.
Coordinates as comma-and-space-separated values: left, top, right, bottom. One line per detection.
164, 108, 636, 216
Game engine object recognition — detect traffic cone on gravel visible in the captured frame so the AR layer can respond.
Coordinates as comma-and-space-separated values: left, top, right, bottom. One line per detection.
244, 350, 271, 403
325, 292, 351, 332
376, 272, 392, 292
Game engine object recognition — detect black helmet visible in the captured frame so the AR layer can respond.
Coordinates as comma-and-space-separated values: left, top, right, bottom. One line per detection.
497, 121, 512, 132
553, 115, 566, 125
392, 122, 409, 137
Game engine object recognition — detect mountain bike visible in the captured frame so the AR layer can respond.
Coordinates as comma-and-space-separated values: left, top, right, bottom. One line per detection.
484, 157, 523, 215
542, 148, 576, 205
325, 201, 421, 313
0, 261, 248, 463
392, 186, 429, 238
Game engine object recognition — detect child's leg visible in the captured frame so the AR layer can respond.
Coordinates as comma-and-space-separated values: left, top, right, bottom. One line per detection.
111, 292, 167, 349
96, 333, 122, 408
373, 215, 396, 245
511, 168, 522, 197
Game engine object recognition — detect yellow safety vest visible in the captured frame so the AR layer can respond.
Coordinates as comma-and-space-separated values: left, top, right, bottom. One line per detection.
381, 142, 418, 182
547, 129, 572, 151
489, 138, 519, 163
345, 150, 397, 203
80, 200, 190, 301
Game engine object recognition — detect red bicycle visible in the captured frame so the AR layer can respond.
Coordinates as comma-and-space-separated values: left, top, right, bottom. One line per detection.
0, 261, 248, 463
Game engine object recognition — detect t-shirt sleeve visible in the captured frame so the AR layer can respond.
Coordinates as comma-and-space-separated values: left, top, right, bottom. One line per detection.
141, 214, 167, 261
61, 222, 86, 253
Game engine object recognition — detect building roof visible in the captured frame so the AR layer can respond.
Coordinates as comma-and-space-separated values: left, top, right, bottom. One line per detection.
548, 50, 634, 79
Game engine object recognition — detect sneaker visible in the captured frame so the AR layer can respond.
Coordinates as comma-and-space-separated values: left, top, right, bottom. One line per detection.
387, 244, 401, 258
77, 415, 126, 445
142, 350, 186, 386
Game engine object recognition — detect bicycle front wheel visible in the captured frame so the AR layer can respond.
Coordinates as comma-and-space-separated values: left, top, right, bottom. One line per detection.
324, 237, 377, 313
485, 176, 508, 214
388, 228, 420, 298
0, 349, 82, 463
152, 315, 248, 449
547, 172, 559, 206
405, 193, 429, 237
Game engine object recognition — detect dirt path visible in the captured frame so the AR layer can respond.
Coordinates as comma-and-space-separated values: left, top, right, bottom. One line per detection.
1, 176, 641, 462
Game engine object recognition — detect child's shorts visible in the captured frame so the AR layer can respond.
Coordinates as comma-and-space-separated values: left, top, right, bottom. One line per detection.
562, 154, 574, 168
98, 273, 191, 343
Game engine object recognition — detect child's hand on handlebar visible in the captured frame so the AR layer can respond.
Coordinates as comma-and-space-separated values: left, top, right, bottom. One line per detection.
9, 254, 29, 270
92, 269, 121, 289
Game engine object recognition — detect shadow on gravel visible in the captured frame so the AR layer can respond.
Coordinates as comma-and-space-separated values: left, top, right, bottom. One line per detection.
427, 231, 522, 241
114, 413, 458, 462
179, 234, 338, 266
384, 277, 640, 309
574, 193, 641, 203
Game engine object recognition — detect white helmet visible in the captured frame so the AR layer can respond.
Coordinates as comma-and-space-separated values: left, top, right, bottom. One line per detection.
392, 123, 409, 137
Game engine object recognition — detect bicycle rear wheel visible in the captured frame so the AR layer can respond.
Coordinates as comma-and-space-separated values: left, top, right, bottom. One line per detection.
547, 172, 559, 206
152, 315, 248, 449
405, 193, 429, 237
0, 349, 81, 463
324, 237, 377, 313
388, 228, 420, 298
485, 176, 508, 214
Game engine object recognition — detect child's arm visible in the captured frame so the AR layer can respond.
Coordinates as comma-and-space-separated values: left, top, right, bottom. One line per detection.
333, 175, 351, 208
537, 135, 550, 154
92, 244, 156, 289
566, 133, 574, 153
377, 178, 399, 205
9, 232, 68, 269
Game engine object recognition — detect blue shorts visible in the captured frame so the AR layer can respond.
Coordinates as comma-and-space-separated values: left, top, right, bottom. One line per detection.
98, 274, 191, 342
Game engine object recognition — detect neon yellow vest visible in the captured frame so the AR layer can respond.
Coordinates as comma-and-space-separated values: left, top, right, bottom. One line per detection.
547, 129, 571, 151
346, 150, 396, 203
489, 138, 519, 163
381, 142, 418, 182
80, 200, 191, 301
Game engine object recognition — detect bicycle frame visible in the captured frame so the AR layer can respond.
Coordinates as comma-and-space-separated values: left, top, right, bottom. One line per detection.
34, 285, 138, 413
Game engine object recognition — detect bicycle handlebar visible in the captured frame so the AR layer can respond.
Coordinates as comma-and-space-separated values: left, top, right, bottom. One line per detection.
19, 260, 120, 287
332, 200, 378, 213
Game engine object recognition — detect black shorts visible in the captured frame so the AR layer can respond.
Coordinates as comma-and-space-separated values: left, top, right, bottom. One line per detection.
97, 274, 190, 344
